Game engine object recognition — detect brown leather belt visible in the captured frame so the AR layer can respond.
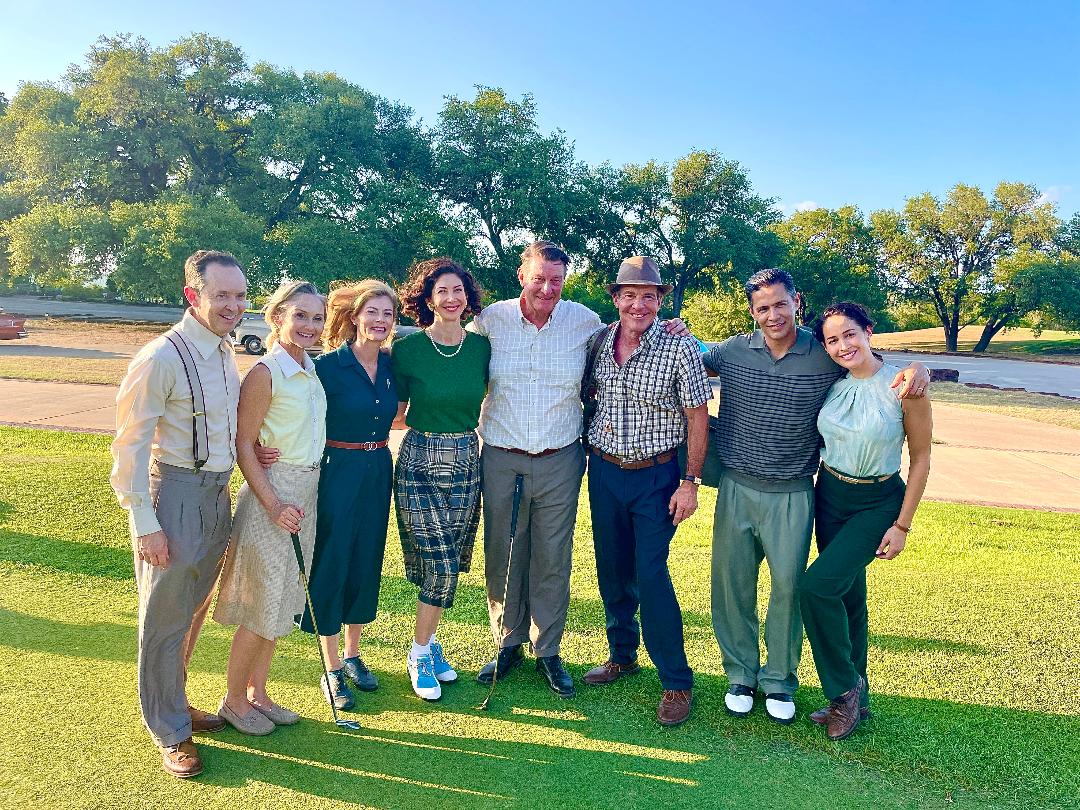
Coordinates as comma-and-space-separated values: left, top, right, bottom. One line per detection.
326, 439, 389, 451
591, 449, 676, 470
821, 462, 896, 484
493, 443, 574, 458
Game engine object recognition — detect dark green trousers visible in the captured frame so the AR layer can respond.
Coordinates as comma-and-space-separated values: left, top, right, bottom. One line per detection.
800, 466, 904, 701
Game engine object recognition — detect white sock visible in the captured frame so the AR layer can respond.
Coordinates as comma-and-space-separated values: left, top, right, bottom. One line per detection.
428, 634, 437, 645
410, 641, 430, 661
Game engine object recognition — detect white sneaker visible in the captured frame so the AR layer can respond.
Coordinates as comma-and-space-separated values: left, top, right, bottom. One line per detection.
724, 684, 755, 716
764, 693, 796, 724
407, 653, 442, 701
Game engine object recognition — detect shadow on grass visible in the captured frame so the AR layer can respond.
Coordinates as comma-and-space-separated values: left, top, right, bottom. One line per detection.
0, 529, 134, 579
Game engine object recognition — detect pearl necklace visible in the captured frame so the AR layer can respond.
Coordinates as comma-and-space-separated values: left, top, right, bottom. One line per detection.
425, 326, 466, 358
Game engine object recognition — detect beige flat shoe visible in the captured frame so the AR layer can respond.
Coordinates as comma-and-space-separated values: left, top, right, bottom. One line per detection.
251, 700, 300, 726
218, 698, 276, 736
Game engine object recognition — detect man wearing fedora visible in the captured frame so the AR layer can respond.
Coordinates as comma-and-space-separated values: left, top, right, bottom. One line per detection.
580, 256, 711, 726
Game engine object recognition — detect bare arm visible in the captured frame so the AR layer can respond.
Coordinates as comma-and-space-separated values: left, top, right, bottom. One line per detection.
877, 395, 933, 560
391, 401, 408, 431
668, 404, 708, 526
236, 366, 304, 533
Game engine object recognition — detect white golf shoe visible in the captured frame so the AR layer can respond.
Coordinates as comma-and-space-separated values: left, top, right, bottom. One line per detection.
408, 653, 442, 701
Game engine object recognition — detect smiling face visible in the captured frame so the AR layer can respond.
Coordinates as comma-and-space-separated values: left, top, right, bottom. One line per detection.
427, 271, 467, 324
518, 257, 566, 322
275, 293, 326, 351
351, 294, 396, 344
613, 285, 662, 335
748, 283, 800, 345
821, 314, 874, 370
185, 261, 248, 337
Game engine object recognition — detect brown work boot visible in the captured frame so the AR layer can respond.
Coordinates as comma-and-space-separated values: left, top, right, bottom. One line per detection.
825, 677, 865, 741
657, 689, 693, 726
810, 704, 870, 726
582, 660, 641, 685
189, 705, 226, 733
161, 738, 203, 778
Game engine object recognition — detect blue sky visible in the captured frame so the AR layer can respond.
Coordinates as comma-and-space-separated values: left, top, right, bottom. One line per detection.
2, 0, 1077, 218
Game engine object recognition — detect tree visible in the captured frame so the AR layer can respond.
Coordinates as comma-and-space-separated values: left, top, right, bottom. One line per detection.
770, 205, 890, 326
433, 87, 591, 299
584, 151, 781, 316
681, 280, 754, 341
871, 183, 1059, 351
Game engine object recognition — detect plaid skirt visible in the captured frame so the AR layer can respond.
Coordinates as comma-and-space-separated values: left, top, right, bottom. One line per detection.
394, 429, 481, 609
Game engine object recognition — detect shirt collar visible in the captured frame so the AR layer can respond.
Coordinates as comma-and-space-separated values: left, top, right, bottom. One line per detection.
748, 326, 813, 355
176, 308, 229, 360
518, 298, 563, 330
267, 342, 314, 377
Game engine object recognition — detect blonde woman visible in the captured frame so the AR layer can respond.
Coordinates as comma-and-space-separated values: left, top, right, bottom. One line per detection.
258, 280, 400, 711
214, 281, 327, 734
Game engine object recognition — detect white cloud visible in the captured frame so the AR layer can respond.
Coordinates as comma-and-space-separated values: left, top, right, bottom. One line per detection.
794, 200, 820, 212
1036, 185, 1072, 206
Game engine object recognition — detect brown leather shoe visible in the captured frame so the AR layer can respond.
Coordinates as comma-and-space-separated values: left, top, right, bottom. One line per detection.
161, 738, 203, 778
582, 660, 641, 685
657, 689, 693, 726
189, 705, 226, 733
825, 677, 865, 741
811, 704, 870, 726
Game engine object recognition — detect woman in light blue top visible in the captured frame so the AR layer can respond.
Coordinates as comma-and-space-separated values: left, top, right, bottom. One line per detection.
800, 301, 932, 742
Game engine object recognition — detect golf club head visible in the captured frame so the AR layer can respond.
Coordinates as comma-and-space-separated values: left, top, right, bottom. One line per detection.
334, 719, 362, 730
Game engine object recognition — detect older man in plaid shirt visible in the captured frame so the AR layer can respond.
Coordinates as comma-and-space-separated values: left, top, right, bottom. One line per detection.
580, 256, 712, 726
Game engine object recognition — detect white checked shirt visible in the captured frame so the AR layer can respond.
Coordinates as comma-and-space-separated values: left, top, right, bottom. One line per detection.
588, 320, 712, 459
472, 298, 602, 453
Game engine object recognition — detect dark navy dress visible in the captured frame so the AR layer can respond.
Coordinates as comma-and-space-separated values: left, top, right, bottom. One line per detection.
299, 343, 397, 635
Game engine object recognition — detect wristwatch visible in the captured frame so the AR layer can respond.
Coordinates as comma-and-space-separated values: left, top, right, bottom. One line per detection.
682, 475, 702, 485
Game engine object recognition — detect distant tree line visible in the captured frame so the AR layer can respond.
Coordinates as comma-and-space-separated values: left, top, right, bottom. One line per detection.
1, 34, 1077, 350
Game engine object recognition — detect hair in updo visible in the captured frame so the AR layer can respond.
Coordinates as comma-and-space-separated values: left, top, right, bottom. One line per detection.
323, 279, 399, 350
263, 280, 323, 348
813, 301, 874, 343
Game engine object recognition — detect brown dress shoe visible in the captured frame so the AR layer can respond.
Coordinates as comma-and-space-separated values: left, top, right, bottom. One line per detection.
825, 677, 865, 741
582, 660, 641, 685
161, 738, 203, 778
811, 705, 870, 726
657, 689, 693, 726
189, 705, 226, 733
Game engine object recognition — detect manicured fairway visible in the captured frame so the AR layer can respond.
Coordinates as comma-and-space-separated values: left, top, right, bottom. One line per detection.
0, 427, 1077, 809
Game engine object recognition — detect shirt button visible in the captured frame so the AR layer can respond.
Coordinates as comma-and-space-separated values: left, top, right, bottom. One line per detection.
375, 399, 380, 404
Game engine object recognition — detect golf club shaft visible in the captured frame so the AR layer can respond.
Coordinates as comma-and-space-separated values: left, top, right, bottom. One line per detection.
292, 532, 343, 726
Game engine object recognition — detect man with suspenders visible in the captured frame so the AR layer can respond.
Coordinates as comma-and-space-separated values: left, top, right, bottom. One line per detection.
110, 251, 247, 778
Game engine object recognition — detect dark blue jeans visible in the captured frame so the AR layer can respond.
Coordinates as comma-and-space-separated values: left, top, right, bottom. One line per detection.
588, 452, 693, 691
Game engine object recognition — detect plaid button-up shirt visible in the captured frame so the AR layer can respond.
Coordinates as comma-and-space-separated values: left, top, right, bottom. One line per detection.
587, 320, 712, 459
473, 298, 603, 453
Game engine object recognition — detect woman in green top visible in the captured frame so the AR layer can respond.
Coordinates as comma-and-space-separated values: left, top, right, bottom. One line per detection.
391, 257, 490, 701
801, 301, 932, 741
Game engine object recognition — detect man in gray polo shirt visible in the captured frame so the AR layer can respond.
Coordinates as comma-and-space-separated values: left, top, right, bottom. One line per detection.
704, 268, 928, 723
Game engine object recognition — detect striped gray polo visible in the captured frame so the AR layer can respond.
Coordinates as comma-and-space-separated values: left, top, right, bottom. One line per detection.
703, 327, 843, 492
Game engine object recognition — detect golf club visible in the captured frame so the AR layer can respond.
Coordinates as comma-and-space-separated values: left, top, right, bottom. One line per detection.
476, 473, 525, 711
290, 532, 362, 730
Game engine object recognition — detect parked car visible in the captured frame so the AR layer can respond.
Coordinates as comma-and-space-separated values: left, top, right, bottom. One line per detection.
231, 312, 418, 355
0, 311, 29, 340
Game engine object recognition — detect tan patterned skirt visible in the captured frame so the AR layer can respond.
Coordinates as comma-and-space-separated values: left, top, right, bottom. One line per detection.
214, 461, 320, 640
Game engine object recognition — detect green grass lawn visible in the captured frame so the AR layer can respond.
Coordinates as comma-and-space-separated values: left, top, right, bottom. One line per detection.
1, 427, 1078, 809
872, 326, 1080, 363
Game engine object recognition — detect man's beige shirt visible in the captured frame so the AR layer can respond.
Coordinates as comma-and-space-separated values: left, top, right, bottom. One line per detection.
110, 309, 240, 538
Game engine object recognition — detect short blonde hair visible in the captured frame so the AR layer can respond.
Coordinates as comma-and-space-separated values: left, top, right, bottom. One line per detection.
263, 280, 324, 349
323, 279, 399, 351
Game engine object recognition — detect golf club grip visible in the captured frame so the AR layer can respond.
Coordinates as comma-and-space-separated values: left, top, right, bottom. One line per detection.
509, 474, 524, 538
289, 532, 305, 572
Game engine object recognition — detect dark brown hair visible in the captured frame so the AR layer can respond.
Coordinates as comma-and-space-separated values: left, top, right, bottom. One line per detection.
183, 250, 243, 292
399, 257, 483, 327
813, 301, 874, 343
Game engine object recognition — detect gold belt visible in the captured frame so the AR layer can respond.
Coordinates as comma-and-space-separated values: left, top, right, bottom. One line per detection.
821, 462, 896, 485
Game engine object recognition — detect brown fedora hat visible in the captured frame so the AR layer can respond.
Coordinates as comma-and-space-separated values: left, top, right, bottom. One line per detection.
605, 256, 674, 295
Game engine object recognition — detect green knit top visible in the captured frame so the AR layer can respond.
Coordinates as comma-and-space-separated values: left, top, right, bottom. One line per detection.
390, 329, 491, 433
